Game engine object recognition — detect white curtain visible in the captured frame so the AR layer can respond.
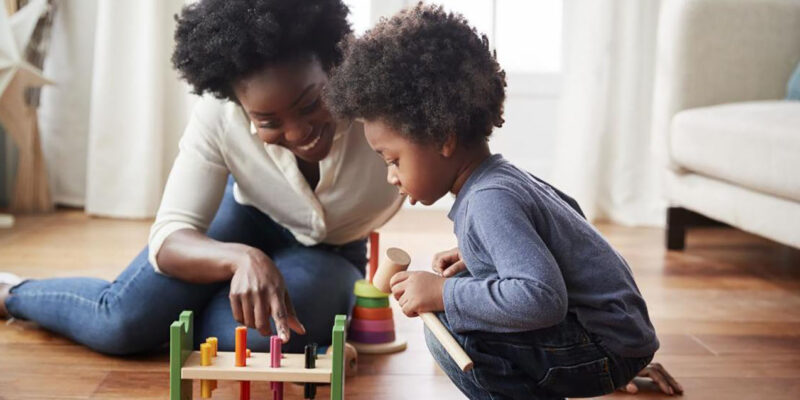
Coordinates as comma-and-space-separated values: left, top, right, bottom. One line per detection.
553, 0, 665, 226
39, 0, 195, 218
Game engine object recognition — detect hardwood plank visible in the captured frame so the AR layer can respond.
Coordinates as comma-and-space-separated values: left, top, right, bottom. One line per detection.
692, 334, 800, 355
0, 365, 107, 399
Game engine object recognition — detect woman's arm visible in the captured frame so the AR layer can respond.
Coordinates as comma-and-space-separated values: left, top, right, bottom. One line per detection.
157, 229, 306, 341
149, 99, 304, 341
155, 229, 242, 283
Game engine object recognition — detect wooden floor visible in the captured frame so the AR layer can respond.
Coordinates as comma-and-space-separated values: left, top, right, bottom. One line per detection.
1, 208, 799, 399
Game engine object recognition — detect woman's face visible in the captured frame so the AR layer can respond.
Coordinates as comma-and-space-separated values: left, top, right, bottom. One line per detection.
233, 56, 336, 163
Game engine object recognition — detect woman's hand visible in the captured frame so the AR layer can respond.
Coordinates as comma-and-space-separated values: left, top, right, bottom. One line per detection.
432, 247, 466, 277
618, 362, 683, 396
389, 271, 446, 317
229, 246, 306, 342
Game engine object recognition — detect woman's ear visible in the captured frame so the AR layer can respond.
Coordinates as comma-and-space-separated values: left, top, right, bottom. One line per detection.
439, 133, 457, 158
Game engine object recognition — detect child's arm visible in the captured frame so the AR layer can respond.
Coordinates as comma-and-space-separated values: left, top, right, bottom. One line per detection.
443, 188, 568, 333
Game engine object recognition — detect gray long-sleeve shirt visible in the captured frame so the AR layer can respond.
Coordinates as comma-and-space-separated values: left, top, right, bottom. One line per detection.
443, 154, 659, 358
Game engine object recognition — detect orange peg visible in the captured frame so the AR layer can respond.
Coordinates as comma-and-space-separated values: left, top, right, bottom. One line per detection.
235, 326, 247, 367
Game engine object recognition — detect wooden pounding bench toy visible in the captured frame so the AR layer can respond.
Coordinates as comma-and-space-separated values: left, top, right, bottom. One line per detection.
169, 311, 347, 400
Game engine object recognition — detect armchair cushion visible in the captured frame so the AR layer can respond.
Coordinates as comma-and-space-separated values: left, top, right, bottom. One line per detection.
670, 101, 800, 202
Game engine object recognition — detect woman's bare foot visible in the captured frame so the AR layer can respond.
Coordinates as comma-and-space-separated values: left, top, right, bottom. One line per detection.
0, 283, 12, 319
0, 273, 22, 319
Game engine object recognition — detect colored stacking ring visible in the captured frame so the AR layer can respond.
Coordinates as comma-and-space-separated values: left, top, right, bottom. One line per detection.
350, 318, 394, 332
356, 296, 390, 308
353, 305, 393, 320
348, 329, 396, 344
354, 279, 389, 299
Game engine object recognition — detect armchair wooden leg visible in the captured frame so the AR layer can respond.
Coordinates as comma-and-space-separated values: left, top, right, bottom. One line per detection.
666, 207, 729, 251
666, 207, 688, 250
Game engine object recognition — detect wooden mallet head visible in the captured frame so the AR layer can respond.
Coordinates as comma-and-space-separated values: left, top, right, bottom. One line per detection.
372, 248, 412, 293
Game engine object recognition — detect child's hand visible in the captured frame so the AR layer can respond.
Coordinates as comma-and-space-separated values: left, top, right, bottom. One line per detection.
432, 247, 467, 277
389, 271, 446, 317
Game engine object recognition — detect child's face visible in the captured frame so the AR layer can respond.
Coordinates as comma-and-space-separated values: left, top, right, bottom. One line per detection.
363, 120, 458, 206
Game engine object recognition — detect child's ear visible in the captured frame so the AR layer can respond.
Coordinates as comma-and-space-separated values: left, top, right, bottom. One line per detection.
439, 133, 457, 158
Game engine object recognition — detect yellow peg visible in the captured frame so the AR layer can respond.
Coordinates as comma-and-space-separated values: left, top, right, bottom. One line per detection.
200, 343, 212, 398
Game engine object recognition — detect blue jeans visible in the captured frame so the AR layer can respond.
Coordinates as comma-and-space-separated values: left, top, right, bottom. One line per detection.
425, 312, 653, 400
6, 179, 366, 355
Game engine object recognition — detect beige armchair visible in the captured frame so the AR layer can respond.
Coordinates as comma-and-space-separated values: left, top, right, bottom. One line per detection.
651, 0, 800, 250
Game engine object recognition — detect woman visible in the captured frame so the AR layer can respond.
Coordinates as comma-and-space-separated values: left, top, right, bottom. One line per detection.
0, 0, 402, 354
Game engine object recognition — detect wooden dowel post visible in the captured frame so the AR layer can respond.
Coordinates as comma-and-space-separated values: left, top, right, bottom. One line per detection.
200, 343, 212, 398
235, 326, 250, 400
368, 231, 379, 282
270, 335, 284, 400
304, 343, 317, 400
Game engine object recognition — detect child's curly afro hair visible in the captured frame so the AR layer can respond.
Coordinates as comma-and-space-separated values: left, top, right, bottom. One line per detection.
325, 3, 506, 147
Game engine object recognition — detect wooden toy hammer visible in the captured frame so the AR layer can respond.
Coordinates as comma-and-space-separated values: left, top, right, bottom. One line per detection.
372, 248, 474, 372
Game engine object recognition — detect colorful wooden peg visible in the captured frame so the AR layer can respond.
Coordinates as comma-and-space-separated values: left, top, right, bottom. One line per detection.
206, 337, 218, 357
240, 381, 250, 400
368, 231, 379, 282
304, 343, 317, 399
235, 326, 249, 400
200, 343, 212, 398
235, 326, 247, 367
270, 335, 284, 400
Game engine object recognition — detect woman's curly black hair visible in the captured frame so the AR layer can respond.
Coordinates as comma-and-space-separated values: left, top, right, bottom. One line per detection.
172, 0, 351, 102
325, 3, 506, 146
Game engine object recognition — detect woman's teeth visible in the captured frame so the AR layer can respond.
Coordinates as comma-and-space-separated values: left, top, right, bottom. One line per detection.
297, 134, 321, 151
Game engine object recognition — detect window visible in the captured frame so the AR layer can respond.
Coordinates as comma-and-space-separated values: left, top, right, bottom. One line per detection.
347, 1, 562, 73
343, 0, 564, 209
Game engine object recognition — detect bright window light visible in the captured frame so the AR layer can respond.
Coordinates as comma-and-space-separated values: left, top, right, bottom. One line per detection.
344, 0, 372, 36
496, 1, 562, 73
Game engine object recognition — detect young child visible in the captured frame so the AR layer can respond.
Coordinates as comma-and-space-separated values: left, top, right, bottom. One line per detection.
325, 4, 661, 399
